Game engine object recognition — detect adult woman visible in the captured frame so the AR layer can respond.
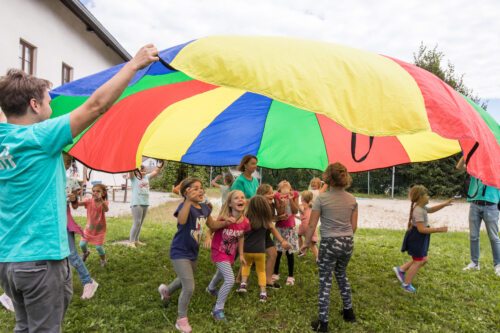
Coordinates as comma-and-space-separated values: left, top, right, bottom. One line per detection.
230, 155, 259, 199
303, 162, 358, 332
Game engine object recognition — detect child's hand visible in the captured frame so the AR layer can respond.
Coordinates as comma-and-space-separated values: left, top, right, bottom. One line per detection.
185, 187, 198, 201
240, 256, 247, 267
203, 237, 212, 249
439, 226, 448, 233
226, 216, 237, 224
444, 198, 454, 206
281, 240, 291, 251
299, 244, 309, 254
67, 193, 76, 202
278, 213, 288, 221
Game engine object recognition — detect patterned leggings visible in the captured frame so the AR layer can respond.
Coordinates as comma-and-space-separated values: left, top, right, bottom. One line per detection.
208, 261, 235, 311
318, 236, 353, 322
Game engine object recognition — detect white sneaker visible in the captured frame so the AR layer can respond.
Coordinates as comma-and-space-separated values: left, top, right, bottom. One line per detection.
463, 262, 480, 271
495, 264, 500, 277
81, 280, 99, 300
0, 293, 14, 312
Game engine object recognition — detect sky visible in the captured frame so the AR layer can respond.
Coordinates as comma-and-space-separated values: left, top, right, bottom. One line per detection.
82, 0, 500, 121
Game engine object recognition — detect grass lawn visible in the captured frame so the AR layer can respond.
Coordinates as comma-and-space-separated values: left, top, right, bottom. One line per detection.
1, 202, 499, 332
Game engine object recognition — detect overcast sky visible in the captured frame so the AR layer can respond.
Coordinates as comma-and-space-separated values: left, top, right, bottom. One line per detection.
83, 0, 500, 119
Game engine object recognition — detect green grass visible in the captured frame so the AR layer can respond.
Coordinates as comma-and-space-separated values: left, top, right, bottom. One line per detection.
1, 203, 499, 332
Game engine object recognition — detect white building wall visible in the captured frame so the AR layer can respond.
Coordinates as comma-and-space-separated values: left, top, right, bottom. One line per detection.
0, 0, 124, 87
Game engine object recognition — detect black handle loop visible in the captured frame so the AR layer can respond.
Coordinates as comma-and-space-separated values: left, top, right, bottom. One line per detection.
465, 142, 479, 166
134, 168, 143, 180
351, 133, 374, 163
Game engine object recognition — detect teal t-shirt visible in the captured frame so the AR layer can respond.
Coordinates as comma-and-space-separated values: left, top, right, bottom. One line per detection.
130, 174, 150, 206
467, 176, 500, 204
0, 114, 73, 262
230, 175, 259, 199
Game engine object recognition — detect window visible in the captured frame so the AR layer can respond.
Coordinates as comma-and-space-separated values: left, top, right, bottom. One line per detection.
62, 63, 73, 84
19, 39, 36, 75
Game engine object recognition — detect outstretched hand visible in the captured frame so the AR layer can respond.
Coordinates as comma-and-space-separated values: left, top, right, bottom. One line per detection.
130, 44, 159, 71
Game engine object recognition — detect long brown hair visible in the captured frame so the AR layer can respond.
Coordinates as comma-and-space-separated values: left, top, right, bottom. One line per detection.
407, 185, 428, 229
246, 195, 273, 230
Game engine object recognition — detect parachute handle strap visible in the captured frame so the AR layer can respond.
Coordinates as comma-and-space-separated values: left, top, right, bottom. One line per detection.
351, 133, 374, 163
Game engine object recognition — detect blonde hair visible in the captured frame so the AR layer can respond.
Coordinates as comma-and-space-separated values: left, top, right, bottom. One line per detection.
301, 190, 314, 207
256, 183, 273, 196
219, 190, 245, 219
309, 177, 322, 189
277, 180, 292, 193
407, 185, 428, 229
246, 195, 272, 230
323, 162, 352, 188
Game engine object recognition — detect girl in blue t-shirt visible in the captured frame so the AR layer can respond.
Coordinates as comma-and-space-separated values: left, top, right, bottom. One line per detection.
394, 185, 452, 293
158, 177, 213, 333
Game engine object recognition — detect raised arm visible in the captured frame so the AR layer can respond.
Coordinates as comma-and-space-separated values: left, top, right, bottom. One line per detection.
69, 45, 158, 137
211, 175, 222, 188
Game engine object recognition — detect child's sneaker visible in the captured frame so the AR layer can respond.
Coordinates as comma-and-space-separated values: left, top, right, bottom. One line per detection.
392, 266, 405, 283
212, 309, 226, 321
236, 282, 247, 293
285, 276, 295, 286
175, 317, 192, 333
0, 293, 14, 312
206, 287, 218, 297
82, 251, 90, 262
158, 284, 171, 305
266, 282, 281, 289
463, 262, 480, 271
495, 264, 500, 277
100, 259, 107, 267
271, 274, 279, 282
311, 319, 328, 332
81, 280, 99, 300
259, 292, 267, 302
402, 283, 416, 293
342, 308, 356, 322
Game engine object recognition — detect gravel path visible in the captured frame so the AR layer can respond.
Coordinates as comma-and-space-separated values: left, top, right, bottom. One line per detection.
74, 191, 474, 232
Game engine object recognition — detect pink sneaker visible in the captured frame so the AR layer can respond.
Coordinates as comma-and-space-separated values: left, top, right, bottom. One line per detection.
81, 280, 99, 300
286, 276, 295, 286
175, 317, 192, 333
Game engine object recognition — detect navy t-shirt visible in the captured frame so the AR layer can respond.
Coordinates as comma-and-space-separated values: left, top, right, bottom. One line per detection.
170, 202, 211, 260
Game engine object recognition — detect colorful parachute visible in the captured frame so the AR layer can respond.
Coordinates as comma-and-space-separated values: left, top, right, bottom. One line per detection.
50, 36, 500, 188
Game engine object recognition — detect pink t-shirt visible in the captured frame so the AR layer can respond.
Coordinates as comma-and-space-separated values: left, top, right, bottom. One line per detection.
82, 198, 108, 245
211, 217, 251, 263
298, 205, 318, 241
275, 191, 299, 228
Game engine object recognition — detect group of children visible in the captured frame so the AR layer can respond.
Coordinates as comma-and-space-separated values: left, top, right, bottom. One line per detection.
0, 163, 455, 333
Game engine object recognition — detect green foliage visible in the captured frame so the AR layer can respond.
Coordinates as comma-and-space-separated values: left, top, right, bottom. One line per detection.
150, 161, 210, 191
2, 207, 498, 332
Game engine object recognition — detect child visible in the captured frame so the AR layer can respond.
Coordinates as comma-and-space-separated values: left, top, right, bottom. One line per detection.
158, 177, 214, 333
206, 190, 250, 320
394, 185, 452, 293
64, 153, 99, 299
77, 184, 109, 267
237, 195, 274, 302
211, 173, 234, 205
273, 181, 299, 286
297, 190, 318, 260
309, 177, 327, 201
302, 162, 358, 332
256, 184, 291, 288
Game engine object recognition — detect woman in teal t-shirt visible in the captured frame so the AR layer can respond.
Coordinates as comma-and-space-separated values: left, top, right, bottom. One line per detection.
231, 155, 259, 199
